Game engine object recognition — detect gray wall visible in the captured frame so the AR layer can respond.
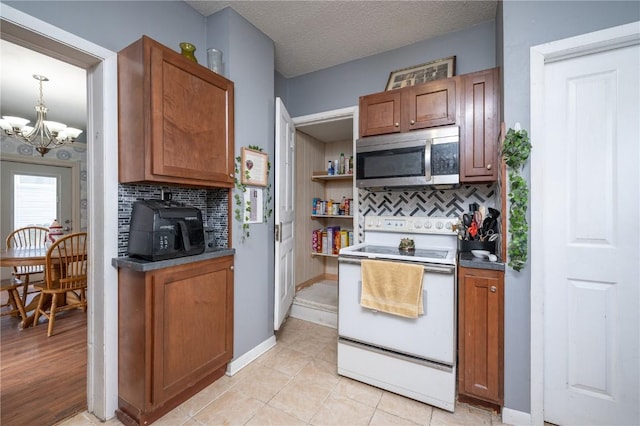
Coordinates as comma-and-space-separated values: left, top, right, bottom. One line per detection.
5, 1, 207, 62
501, 0, 639, 414
208, 7, 276, 358
284, 20, 496, 117
275, 70, 288, 105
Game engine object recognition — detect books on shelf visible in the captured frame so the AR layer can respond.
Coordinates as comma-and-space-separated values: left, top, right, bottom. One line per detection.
312, 226, 354, 255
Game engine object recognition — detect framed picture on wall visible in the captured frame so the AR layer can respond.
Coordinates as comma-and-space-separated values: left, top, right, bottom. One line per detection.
241, 147, 269, 187
243, 188, 264, 223
385, 56, 456, 91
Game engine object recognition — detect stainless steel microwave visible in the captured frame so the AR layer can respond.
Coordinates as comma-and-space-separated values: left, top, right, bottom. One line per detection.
356, 125, 460, 190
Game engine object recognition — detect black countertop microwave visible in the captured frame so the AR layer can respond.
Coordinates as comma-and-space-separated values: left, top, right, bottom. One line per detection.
356, 125, 459, 190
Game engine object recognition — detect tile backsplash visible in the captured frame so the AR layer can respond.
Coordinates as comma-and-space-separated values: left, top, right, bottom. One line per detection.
357, 184, 497, 239
117, 184, 228, 257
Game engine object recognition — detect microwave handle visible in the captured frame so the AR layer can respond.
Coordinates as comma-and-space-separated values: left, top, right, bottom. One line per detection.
177, 220, 191, 252
425, 140, 432, 180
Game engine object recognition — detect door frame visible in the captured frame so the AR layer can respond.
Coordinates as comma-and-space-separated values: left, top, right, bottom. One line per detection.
1, 153, 81, 233
530, 21, 640, 426
1, 5, 119, 420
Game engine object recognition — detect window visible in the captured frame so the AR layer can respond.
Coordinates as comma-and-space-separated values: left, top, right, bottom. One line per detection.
14, 174, 57, 228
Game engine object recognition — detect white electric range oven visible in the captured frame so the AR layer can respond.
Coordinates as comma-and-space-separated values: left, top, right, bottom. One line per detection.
337, 215, 458, 412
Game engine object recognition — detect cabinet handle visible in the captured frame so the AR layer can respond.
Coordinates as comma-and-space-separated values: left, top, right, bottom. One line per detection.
229, 173, 234, 178
410, 120, 415, 125
230, 265, 234, 271
486, 164, 492, 170
490, 285, 497, 293
394, 122, 399, 127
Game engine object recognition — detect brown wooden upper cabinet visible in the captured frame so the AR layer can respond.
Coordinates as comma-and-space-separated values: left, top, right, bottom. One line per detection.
118, 36, 235, 188
459, 67, 500, 183
359, 78, 456, 137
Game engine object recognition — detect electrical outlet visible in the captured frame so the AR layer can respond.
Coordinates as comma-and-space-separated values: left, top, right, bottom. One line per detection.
161, 189, 172, 201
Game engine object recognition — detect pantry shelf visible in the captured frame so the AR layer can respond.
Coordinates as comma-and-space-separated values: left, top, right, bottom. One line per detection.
311, 252, 339, 258
311, 173, 353, 181
311, 214, 354, 220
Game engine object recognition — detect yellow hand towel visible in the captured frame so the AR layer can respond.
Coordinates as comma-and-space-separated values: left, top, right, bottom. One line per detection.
360, 259, 424, 319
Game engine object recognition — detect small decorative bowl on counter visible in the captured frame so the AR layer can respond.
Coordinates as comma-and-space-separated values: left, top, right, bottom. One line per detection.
399, 238, 415, 252
471, 249, 498, 262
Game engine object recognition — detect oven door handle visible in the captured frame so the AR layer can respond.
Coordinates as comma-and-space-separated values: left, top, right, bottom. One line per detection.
338, 256, 455, 274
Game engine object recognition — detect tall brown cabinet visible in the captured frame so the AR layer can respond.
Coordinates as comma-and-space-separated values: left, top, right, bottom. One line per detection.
116, 35, 235, 425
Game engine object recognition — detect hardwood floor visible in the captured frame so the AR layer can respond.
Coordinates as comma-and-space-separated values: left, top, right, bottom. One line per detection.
0, 294, 87, 426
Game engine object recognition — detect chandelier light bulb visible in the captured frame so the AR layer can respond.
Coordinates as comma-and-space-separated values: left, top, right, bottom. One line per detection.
2, 116, 30, 131
21, 125, 35, 135
0, 74, 83, 156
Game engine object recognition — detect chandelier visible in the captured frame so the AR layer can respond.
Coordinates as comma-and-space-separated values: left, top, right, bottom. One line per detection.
0, 74, 83, 157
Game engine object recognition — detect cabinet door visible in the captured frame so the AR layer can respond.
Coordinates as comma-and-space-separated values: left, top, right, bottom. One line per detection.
460, 68, 499, 182
151, 257, 234, 405
149, 44, 235, 187
404, 78, 456, 131
359, 90, 401, 137
458, 267, 504, 405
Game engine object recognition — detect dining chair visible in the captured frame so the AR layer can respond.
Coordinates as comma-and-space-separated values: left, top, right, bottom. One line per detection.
0, 277, 28, 325
5, 226, 48, 306
32, 232, 87, 337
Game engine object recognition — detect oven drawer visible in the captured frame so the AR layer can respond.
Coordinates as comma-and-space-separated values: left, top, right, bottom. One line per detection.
338, 258, 456, 365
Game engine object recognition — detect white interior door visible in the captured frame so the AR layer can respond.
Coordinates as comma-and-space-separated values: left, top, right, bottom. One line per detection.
274, 97, 296, 330
539, 40, 639, 425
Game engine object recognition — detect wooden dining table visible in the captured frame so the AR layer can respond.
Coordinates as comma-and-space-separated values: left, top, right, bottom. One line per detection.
1, 246, 48, 268
1, 246, 52, 328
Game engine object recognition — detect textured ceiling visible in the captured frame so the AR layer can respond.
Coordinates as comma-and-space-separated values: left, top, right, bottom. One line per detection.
186, 1, 498, 78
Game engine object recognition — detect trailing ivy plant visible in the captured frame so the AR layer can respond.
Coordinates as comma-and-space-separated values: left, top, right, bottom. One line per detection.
502, 126, 532, 272
234, 145, 273, 242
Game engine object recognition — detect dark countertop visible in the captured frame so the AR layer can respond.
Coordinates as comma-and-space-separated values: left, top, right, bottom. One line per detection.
459, 252, 505, 271
112, 247, 235, 272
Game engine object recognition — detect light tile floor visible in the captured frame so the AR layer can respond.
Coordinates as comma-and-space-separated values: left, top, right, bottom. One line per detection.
58, 318, 512, 426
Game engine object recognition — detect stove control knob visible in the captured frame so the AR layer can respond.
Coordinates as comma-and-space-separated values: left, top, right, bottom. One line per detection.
376, 220, 382, 228
436, 221, 444, 230
414, 221, 422, 229
424, 221, 432, 229
445, 222, 452, 230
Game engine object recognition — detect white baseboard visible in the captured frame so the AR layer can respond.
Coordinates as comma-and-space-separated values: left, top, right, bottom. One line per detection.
502, 407, 532, 426
226, 334, 277, 376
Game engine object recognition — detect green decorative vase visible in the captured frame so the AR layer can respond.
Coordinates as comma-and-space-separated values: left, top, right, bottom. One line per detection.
179, 42, 198, 63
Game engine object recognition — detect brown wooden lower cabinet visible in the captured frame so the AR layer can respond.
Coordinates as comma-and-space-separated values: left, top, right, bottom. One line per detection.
458, 266, 504, 408
116, 255, 234, 425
